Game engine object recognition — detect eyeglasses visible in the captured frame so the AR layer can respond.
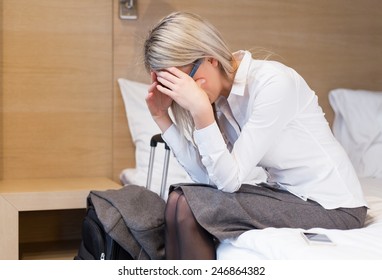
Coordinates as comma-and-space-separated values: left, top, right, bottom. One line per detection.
189, 59, 203, 78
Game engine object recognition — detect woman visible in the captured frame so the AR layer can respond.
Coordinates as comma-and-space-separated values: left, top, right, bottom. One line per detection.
143, 12, 367, 260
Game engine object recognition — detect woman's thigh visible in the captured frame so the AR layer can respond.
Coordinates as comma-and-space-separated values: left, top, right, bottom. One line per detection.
173, 183, 366, 240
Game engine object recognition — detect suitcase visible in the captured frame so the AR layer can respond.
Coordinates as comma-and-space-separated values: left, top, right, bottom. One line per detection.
74, 134, 170, 260
74, 196, 133, 260
146, 134, 171, 199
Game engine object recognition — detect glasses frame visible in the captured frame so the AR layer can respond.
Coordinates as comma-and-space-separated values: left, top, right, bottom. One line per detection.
189, 59, 203, 78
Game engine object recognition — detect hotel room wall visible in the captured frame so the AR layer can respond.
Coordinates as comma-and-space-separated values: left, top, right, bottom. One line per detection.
0, 0, 3, 179
1, 0, 381, 182
1, 0, 113, 180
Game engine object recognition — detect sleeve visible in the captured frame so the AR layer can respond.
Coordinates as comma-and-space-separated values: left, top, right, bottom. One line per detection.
194, 71, 298, 192
162, 124, 210, 184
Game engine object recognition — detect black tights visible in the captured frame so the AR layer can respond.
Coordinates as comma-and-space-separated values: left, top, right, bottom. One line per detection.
164, 189, 216, 260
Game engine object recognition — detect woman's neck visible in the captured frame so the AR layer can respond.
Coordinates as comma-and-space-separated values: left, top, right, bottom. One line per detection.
221, 57, 241, 98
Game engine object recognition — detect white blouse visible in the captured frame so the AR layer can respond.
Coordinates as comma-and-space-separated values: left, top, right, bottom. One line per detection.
162, 50, 367, 209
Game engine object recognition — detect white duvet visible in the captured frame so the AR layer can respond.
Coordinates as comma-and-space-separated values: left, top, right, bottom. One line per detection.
217, 178, 382, 259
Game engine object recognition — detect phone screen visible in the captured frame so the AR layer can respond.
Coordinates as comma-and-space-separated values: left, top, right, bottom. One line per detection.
301, 232, 335, 245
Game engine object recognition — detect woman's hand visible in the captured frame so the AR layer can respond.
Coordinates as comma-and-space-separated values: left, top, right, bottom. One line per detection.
155, 67, 214, 129
146, 72, 173, 132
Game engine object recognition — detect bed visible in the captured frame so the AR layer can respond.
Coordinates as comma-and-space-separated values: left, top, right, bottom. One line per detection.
118, 78, 382, 259
217, 177, 382, 259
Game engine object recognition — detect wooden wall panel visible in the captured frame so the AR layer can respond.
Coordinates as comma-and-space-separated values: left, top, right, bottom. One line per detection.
0, 0, 4, 179
1, 0, 113, 179
1, 1, 381, 181
112, 0, 382, 180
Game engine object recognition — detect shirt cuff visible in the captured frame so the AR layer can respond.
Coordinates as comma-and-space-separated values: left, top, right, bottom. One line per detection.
162, 124, 182, 154
193, 122, 226, 157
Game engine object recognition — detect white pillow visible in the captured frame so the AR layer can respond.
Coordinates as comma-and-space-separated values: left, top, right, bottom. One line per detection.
118, 78, 191, 198
329, 88, 382, 178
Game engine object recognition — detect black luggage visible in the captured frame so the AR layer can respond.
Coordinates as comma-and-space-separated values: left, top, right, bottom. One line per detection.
74, 196, 133, 260
74, 134, 170, 260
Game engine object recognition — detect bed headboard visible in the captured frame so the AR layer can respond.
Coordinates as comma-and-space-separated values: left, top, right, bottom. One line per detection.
112, 0, 382, 180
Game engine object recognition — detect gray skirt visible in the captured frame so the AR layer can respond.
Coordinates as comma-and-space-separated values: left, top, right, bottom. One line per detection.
169, 183, 367, 241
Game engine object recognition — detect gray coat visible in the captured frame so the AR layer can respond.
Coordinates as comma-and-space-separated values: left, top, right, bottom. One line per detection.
90, 184, 166, 259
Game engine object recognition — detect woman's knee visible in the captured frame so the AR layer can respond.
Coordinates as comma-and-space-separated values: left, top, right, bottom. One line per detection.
165, 190, 182, 224
165, 191, 196, 228
175, 194, 195, 225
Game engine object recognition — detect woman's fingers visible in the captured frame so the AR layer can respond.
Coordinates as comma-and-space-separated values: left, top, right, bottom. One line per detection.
151, 71, 158, 83
156, 67, 187, 88
157, 67, 185, 80
148, 81, 158, 93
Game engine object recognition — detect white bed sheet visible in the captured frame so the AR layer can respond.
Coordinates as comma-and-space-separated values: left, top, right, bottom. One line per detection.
122, 167, 382, 259
217, 178, 382, 260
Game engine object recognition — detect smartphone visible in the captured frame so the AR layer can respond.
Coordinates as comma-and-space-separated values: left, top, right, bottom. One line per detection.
301, 232, 335, 246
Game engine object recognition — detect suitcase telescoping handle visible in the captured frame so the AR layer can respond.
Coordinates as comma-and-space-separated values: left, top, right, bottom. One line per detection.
146, 134, 170, 199
150, 134, 170, 150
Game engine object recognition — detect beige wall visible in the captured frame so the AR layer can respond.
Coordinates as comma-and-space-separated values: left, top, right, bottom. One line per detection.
1, 0, 382, 182
1, 0, 113, 180
0, 0, 3, 179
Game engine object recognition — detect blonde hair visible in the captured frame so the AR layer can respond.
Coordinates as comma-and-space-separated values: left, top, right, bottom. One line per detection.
144, 12, 235, 140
